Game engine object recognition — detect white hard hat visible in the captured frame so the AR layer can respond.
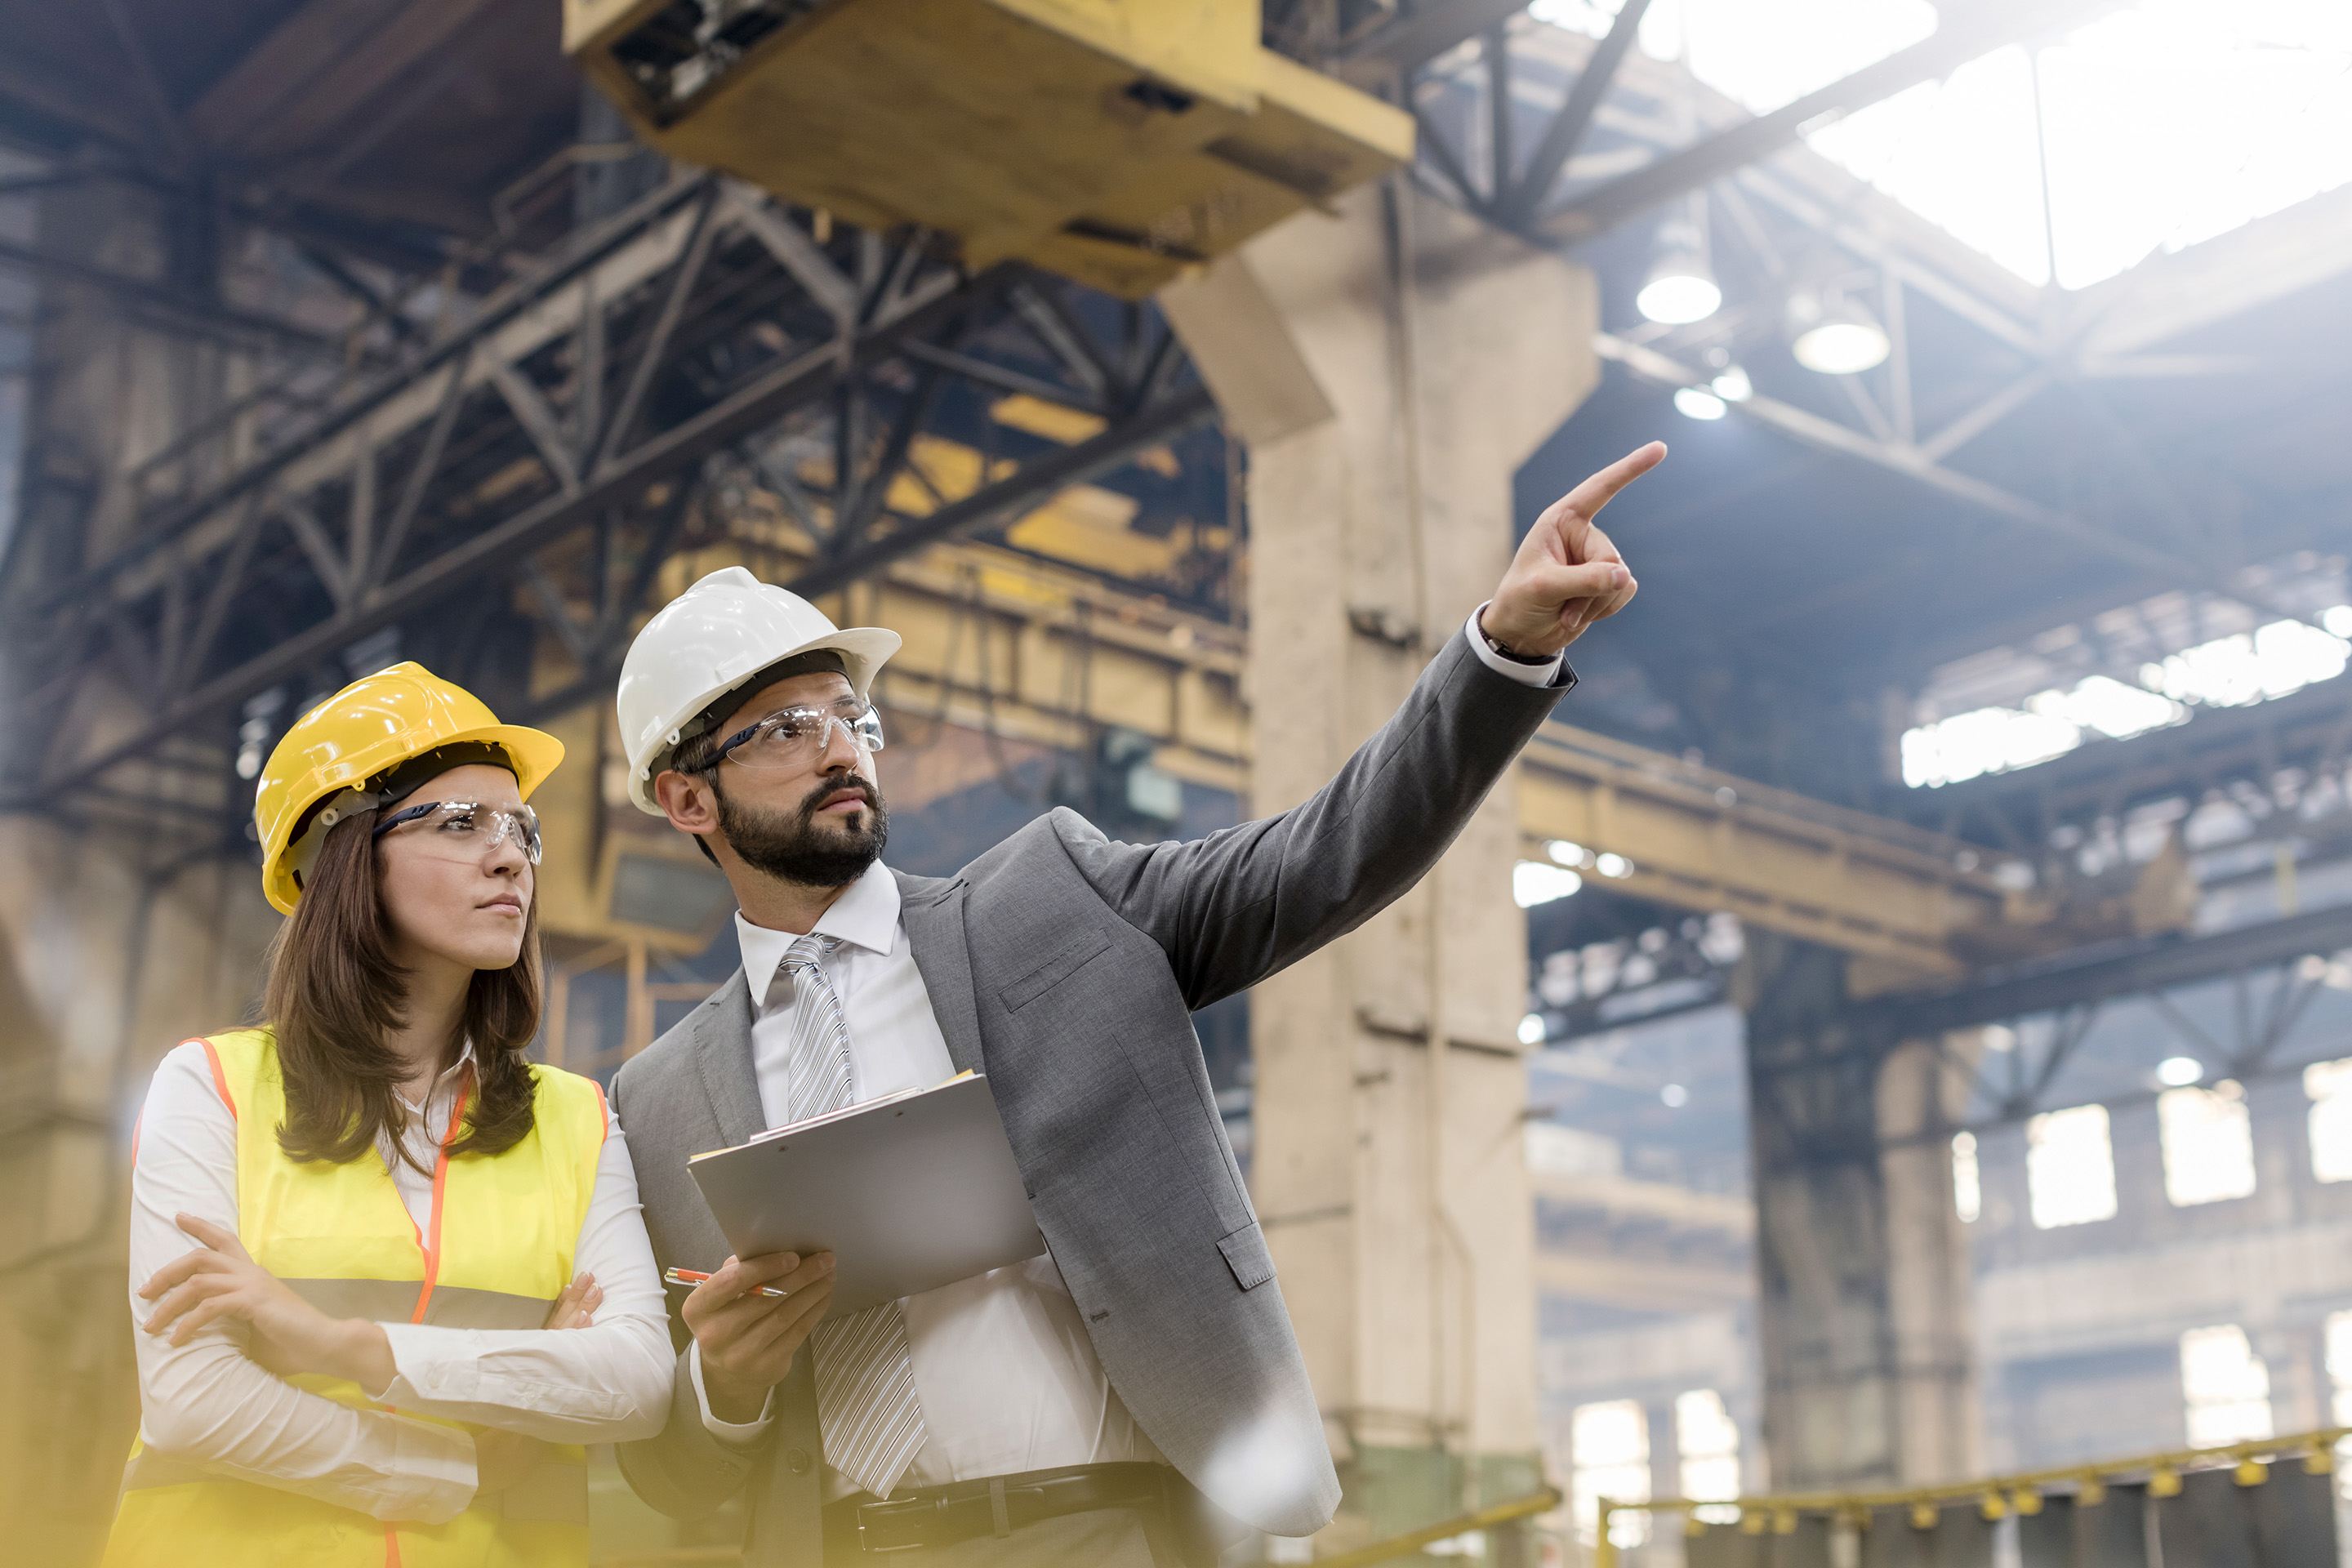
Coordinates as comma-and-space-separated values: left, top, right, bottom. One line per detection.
616, 566, 902, 814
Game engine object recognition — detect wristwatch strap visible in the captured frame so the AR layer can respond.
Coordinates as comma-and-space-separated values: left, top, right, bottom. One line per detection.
1477, 620, 1554, 666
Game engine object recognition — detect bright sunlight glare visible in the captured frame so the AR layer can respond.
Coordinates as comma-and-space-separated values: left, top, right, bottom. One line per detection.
1516, 860, 1584, 907
1530, 0, 2352, 291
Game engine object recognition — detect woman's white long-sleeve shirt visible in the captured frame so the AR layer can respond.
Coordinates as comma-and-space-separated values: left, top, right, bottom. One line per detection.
127, 1040, 674, 1525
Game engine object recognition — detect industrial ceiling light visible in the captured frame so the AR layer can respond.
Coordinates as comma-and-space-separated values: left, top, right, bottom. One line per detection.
1637, 215, 1722, 326
1788, 288, 1891, 374
1673, 385, 1727, 420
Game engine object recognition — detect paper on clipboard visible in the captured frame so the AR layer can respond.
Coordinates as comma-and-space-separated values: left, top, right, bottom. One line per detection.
685, 1071, 1045, 1317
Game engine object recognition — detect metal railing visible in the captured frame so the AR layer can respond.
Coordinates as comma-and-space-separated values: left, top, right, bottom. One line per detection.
1592, 1425, 2350, 1565
1316, 1487, 1562, 1568
590, 1486, 1566, 1567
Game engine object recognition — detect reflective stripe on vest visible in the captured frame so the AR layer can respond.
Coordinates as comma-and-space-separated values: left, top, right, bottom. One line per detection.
102, 1028, 608, 1568
118, 1450, 590, 1526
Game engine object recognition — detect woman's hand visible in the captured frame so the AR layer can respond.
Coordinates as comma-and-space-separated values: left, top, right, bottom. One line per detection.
144, 1224, 597, 1504
140, 1214, 394, 1389
542, 1272, 602, 1330
453, 1275, 595, 1502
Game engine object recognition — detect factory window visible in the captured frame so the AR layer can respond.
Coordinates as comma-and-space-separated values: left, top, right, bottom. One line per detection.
1570, 1399, 1650, 1548
1952, 1130, 1981, 1223
2305, 1058, 2352, 1183
2180, 1325, 2274, 1447
2025, 1104, 2117, 1229
2158, 1083, 2257, 1207
2328, 1313, 2352, 1486
1675, 1389, 1742, 1525
2326, 1312, 2352, 1428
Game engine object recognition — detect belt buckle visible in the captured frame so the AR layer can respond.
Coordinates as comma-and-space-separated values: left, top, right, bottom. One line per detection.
856, 1499, 931, 1555
857, 1519, 928, 1555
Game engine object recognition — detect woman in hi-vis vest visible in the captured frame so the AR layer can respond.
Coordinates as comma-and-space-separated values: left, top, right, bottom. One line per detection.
105, 665, 674, 1567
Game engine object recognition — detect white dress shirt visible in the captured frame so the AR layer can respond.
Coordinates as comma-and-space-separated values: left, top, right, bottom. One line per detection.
694, 861, 1166, 1499
1463, 602, 1569, 687
690, 612, 1555, 1493
127, 1040, 674, 1525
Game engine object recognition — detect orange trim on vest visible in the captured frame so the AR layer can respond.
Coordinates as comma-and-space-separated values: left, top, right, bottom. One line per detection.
589, 1078, 610, 1148
408, 1074, 472, 1325
194, 1038, 236, 1120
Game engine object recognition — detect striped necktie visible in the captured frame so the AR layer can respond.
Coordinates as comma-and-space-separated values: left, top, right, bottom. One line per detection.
776, 933, 929, 1500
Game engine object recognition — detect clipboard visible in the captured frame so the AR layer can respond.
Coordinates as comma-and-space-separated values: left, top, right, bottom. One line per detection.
686, 1072, 1045, 1317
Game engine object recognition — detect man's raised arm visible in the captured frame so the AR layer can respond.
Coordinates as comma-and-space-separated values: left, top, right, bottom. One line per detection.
1054, 442, 1662, 1009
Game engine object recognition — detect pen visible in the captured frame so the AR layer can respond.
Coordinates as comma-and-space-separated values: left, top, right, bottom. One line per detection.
664, 1266, 791, 1298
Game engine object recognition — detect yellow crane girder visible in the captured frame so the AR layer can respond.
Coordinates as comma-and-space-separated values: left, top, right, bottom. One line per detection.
1517, 726, 2194, 982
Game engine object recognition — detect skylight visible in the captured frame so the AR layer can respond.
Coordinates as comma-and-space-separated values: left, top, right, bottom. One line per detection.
1533, 0, 2352, 290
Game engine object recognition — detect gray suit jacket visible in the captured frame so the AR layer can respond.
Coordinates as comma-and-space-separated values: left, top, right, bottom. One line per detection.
612, 631, 1566, 1561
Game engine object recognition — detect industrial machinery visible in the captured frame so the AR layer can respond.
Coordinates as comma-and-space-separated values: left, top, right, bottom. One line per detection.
562, 0, 1413, 296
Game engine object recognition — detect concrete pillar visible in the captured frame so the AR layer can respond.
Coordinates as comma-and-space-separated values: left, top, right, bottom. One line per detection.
1738, 933, 1984, 1490
1162, 178, 1598, 1551
1878, 1033, 1985, 1482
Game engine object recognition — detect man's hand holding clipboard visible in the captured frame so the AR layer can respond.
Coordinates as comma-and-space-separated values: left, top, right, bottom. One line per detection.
677, 1250, 837, 1425
669, 1071, 1042, 1425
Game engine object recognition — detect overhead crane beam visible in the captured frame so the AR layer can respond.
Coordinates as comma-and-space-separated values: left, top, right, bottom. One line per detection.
1516, 725, 2191, 979
1517, 726, 2012, 978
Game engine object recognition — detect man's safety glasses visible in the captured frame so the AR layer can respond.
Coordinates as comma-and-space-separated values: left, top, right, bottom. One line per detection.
371, 801, 543, 865
710, 697, 885, 773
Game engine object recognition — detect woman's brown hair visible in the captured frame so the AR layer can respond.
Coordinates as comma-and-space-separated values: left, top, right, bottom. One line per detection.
261, 804, 542, 1170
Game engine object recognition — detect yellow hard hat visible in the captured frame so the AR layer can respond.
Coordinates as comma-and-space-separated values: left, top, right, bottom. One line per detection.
254, 662, 565, 915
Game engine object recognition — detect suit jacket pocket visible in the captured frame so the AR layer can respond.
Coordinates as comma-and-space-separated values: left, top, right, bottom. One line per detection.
1218, 1222, 1276, 1291
1000, 929, 1113, 1012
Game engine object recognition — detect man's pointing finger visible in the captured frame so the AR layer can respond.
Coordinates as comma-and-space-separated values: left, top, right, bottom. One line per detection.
1552, 441, 1666, 541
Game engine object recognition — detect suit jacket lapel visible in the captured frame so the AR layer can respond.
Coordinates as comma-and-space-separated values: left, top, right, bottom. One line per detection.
689, 969, 767, 1150
894, 869, 984, 1076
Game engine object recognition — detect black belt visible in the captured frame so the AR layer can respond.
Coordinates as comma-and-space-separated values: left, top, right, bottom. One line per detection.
822, 1461, 1178, 1555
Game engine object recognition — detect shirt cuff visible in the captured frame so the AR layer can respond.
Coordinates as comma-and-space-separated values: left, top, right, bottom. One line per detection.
376, 1321, 484, 1407
1466, 604, 1567, 688
691, 1339, 778, 1444
379, 1412, 479, 1524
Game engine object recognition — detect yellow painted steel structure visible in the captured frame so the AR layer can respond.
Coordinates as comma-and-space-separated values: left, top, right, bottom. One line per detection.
1590, 1426, 2349, 1566
1517, 725, 2194, 982
1517, 727, 2016, 980
562, 0, 1414, 297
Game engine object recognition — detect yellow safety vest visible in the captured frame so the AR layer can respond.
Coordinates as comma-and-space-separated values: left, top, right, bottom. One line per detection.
103, 1027, 608, 1568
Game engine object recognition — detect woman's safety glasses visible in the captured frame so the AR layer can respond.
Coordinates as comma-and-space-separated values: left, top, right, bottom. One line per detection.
711, 697, 885, 772
371, 801, 543, 865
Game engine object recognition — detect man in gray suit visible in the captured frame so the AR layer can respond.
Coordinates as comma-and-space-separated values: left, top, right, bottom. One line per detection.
606, 442, 1662, 1566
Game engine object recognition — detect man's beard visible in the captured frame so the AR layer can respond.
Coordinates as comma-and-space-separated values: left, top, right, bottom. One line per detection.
715, 772, 889, 888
